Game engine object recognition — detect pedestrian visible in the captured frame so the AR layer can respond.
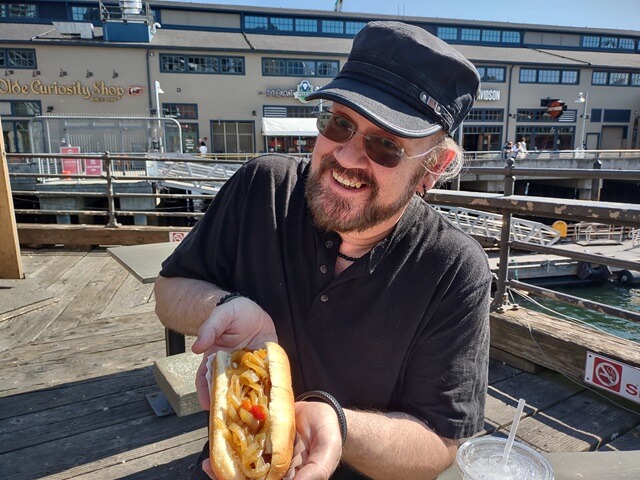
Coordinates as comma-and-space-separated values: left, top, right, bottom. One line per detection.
155, 21, 490, 480
515, 137, 528, 158
198, 141, 208, 155
503, 140, 514, 158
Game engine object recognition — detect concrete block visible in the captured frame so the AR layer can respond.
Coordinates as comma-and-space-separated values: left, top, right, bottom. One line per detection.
153, 351, 202, 417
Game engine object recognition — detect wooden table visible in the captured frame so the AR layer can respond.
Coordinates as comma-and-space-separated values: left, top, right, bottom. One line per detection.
107, 242, 186, 355
438, 450, 640, 479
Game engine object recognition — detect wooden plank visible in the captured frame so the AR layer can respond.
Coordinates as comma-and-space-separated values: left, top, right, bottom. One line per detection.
510, 390, 640, 452
486, 369, 583, 428
98, 273, 155, 318
489, 309, 640, 386
0, 253, 111, 352
0, 313, 164, 396
0, 118, 23, 279
0, 409, 207, 480
18, 224, 191, 247
600, 424, 640, 451
44, 257, 129, 336
41, 428, 207, 480
0, 384, 158, 453
487, 358, 523, 384
490, 346, 542, 374
0, 367, 154, 421
0, 283, 56, 322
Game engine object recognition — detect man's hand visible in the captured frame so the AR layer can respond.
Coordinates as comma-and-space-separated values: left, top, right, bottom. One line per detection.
200, 401, 343, 480
192, 296, 277, 410
287, 401, 343, 480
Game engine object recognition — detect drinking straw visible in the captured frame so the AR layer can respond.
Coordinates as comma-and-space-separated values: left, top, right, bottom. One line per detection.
499, 398, 526, 468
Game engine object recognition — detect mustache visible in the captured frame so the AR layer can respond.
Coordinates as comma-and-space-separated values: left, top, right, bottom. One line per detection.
319, 154, 376, 186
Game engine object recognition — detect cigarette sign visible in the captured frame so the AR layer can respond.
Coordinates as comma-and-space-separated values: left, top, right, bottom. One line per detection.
169, 231, 186, 243
585, 352, 640, 404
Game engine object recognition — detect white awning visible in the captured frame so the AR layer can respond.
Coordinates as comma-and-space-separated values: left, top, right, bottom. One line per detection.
261, 118, 318, 136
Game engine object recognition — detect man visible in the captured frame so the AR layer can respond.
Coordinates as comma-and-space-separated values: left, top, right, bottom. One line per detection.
155, 21, 491, 480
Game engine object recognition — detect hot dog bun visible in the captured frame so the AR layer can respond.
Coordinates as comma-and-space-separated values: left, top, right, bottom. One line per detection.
209, 341, 295, 480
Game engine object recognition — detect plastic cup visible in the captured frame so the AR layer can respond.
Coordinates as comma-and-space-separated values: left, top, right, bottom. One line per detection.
456, 437, 554, 480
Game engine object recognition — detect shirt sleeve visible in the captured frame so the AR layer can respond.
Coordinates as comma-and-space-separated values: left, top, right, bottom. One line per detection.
158, 161, 252, 289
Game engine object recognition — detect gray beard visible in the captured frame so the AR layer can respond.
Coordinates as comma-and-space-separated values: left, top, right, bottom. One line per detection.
305, 155, 424, 233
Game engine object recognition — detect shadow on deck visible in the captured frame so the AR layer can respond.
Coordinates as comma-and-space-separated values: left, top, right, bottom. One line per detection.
0, 248, 638, 479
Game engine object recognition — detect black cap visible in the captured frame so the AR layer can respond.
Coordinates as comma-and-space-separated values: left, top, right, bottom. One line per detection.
307, 21, 480, 138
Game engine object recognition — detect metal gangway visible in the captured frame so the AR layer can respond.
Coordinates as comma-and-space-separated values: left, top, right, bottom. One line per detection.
155, 157, 241, 195
433, 205, 561, 246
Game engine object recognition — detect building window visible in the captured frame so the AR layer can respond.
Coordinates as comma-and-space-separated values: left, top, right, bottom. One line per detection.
517, 126, 575, 151
72, 6, 100, 22
516, 109, 576, 122
162, 103, 198, 119
295, 18, 317, 32
462, 125, 502, 151
592, 70, 639, 86
461, 28, 481, 42
609, 72, 629, 85
270, 17, 293, 31
211, 121, 255, 154
262, 58, 339, 77
502, 31, 521, 43
466, 109, 504, 121
0, 49, 36, 69
519, 67, 578, 84
437, 27, 457, 40
0, 99, 41, 116
481, 30, 501, 43
321, 20, 344, 34
592, 71, 608, 85
519, 69, 537, 83
245, 15, 268, 30
477, 66, 507, 83
345, 21, 366, 35
581, 35, 636, 51
0, 3, 36, 18
160, 54, 244, 75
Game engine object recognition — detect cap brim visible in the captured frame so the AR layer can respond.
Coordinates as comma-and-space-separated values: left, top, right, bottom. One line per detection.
307, 77, 443, 138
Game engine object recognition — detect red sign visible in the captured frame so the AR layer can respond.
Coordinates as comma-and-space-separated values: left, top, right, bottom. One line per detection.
128, 86, 145, 96
547, 100, 566, 118
84, 158, 103, 176
585, 352, 640, 404
169, 231, 186, 243
60, 146, 81, 175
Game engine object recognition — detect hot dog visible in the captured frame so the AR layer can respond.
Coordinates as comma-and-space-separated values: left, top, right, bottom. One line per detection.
209, 341, 295, 480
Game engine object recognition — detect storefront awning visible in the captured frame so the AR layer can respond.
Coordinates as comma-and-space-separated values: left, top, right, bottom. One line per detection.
261, 118, 318, 137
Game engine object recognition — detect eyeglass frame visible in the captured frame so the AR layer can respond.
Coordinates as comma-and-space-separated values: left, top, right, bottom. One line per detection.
315, 111, 442, 169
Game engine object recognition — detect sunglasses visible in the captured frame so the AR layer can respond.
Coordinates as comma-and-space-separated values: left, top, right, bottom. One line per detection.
316, 112, 438, 168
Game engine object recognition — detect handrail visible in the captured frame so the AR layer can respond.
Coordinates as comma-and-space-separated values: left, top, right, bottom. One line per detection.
7, 151, 640, 336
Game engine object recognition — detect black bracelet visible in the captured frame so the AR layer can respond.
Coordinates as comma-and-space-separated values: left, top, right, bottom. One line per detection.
216, 292, 243, 307
296, 390, 348, 446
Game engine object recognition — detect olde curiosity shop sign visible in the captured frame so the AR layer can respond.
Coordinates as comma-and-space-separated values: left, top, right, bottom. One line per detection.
0, 78, 145, 102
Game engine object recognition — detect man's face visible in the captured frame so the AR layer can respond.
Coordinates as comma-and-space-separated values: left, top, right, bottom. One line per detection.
305, 105, 441, 233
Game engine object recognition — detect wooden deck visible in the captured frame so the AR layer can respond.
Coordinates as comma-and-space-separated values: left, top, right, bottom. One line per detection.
1, 248, 639, 479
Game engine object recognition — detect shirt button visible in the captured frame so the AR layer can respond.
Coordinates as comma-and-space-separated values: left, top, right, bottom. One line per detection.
320, 265, 328, 274
325, 240, 334, 248
320, 294, 329, 302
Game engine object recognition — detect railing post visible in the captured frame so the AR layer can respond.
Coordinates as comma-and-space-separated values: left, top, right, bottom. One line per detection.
591, 158, 602, 201
104, 151, 120, 228
492, 158, 516, 311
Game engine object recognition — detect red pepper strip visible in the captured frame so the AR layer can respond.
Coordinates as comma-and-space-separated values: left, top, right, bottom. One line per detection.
241, 399, 251, 411
251, 404, 267, 421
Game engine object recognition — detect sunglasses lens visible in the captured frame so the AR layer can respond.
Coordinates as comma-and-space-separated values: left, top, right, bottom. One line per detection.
316, 113, 403, 168
365, 135, 402, 168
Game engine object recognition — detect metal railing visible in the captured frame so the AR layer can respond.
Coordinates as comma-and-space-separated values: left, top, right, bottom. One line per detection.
7, 151, 640, 331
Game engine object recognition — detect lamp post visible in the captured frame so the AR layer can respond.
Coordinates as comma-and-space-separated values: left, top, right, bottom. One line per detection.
575, 91, 588, 150
154, 80, 165, 154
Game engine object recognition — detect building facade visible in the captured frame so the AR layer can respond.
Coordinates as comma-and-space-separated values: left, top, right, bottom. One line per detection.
1, 0, 639, 155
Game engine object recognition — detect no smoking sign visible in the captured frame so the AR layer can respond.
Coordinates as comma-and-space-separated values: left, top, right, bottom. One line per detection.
585, 352, 640, 404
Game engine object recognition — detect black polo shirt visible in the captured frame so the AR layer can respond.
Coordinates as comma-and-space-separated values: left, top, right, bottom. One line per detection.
161, 154, 491, 468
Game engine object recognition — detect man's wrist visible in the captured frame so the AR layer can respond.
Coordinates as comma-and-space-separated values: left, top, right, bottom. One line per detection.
296, 390, 348, 446
216, 292, 244, 306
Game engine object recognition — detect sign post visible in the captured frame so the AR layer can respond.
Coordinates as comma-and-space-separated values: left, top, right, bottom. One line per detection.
0, 117, 23, 279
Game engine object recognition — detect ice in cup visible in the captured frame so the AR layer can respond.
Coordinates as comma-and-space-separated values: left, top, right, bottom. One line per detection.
456, 436, 554, 480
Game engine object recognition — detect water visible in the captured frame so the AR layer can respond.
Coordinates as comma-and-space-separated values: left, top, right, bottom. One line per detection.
513, 280, 640, 343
